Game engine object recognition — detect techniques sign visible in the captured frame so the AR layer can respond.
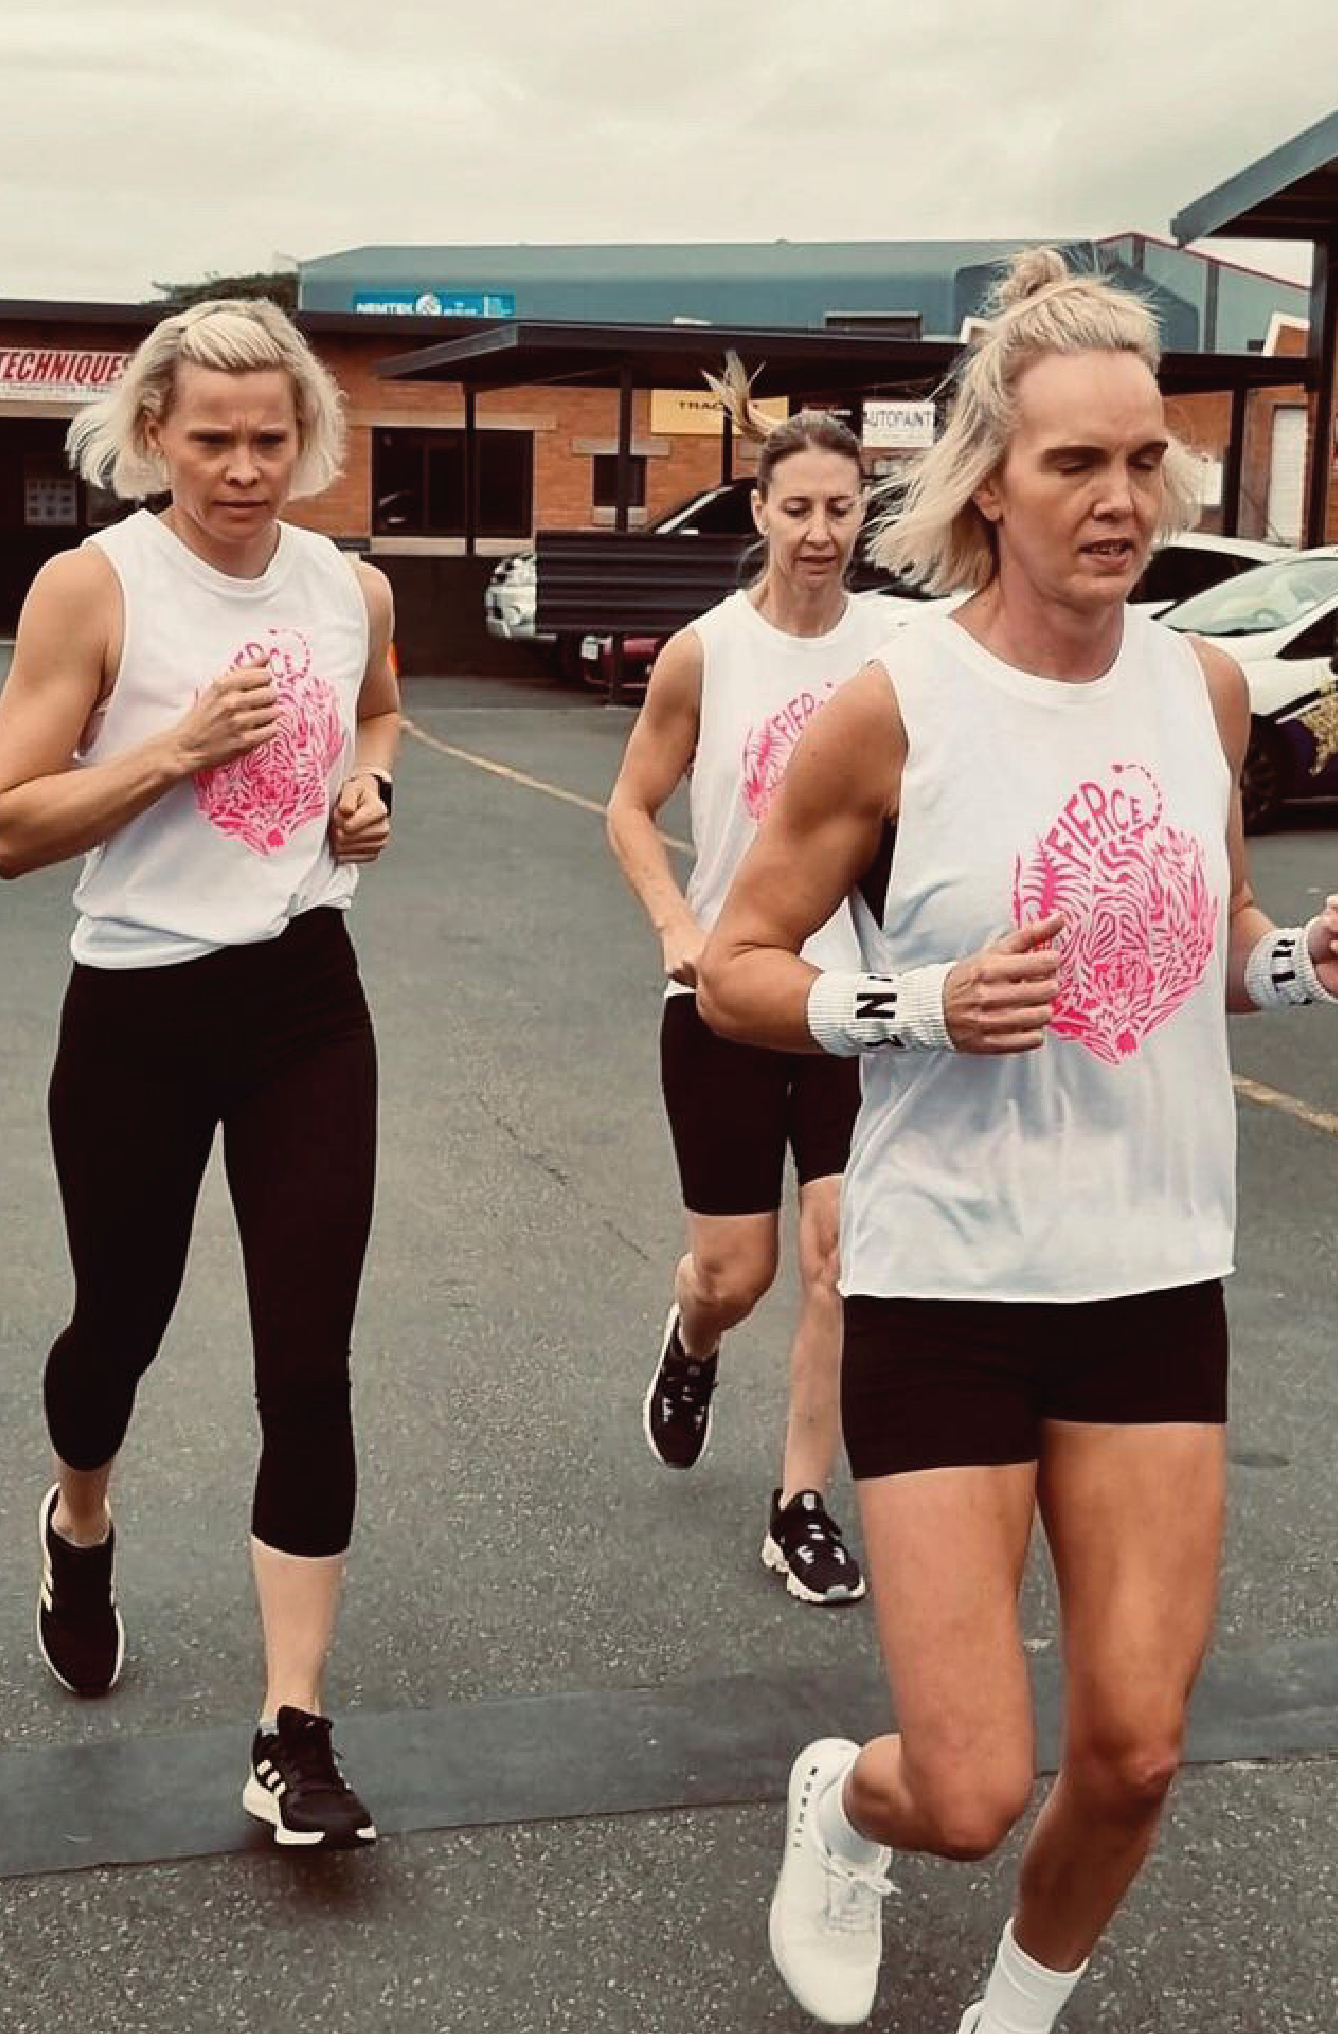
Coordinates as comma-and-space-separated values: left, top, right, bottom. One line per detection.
0, 349, 131, 401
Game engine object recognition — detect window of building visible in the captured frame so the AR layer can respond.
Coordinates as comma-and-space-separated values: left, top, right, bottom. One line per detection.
592, 453, 647, 511
372, 428, 533, 537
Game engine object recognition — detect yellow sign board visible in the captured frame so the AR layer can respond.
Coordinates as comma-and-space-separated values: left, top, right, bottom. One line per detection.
650, 388, 788, 437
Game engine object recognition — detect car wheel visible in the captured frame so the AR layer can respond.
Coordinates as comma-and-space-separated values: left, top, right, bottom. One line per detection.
1241, 720, 1290, 833
552, 636, 586, 688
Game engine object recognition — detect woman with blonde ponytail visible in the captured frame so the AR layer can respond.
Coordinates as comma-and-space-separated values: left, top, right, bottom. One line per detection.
699, 250, 1338, 2028
607, 357, 892, 1603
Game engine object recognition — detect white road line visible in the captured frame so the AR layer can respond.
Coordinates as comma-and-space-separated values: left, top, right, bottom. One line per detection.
402, 715, 692, 854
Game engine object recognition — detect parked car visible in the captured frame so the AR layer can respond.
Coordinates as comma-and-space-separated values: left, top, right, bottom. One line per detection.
1162, 547, 1338, 829
577, 531, 1290, 690
1128, 532, 1287, 616
485, 480, 761, 678
493, 470, 1293, 697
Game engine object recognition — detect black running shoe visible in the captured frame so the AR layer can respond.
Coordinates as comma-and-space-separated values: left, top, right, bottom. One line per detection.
763, 1489, 866, 1605
643, 1304, 719, 1470
37, 1483, 125, 1696
244, 1707, 378, 1848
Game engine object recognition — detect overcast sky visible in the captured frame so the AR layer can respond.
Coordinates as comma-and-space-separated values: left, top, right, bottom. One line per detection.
2, 1, 1335, 302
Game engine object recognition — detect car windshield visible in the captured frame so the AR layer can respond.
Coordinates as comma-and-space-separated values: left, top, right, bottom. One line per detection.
649, 484, 753, 534
1165, 554, 1338, 636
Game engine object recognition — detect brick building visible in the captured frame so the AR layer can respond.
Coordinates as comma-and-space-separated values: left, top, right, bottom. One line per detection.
0, 234, 1319, 659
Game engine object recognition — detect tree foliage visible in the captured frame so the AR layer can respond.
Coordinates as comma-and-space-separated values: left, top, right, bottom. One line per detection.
149, 269, 299, 312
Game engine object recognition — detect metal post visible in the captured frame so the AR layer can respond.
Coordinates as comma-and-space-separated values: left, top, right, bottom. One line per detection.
1304, 238, 1337, 548
614, 366, 634, 533
464, 385, 478, 557
609, 365, 635, 706
1203, 258, 1220, 353
1222, 383, 1246, 537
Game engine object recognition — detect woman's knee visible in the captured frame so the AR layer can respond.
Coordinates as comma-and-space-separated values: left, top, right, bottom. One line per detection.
689, 1244, 777, 1322
799, 1231, 841, 1303
1067, 1711, 1186, 1819
798, 1195, 842, 1300
852, 1744, 1034, 1862
924, 1771, 1034, 1861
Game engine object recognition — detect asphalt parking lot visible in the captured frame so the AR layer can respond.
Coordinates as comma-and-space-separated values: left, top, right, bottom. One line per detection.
0, 668, 1334, 2034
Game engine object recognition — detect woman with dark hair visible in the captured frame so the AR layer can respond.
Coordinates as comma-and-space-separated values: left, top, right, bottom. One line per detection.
699, 251, 1336, 2027
607, 360, 890, 1601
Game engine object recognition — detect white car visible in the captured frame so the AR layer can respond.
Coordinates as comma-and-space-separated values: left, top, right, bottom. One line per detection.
1129, 532, 1286, 616
1163, 547, 1338, 829
484, 550, 550, 644
870, 532, 1287, 633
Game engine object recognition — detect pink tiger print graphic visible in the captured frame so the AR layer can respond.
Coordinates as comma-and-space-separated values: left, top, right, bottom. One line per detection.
741, 681, 839, 822
1012, 762, 1217, 1067
194, 628, 344, 857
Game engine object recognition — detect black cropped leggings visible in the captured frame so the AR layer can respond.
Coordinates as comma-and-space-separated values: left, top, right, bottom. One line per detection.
44, 909, 377, 1558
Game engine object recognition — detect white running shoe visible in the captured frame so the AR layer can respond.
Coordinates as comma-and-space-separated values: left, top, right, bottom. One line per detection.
956, 2006, 984, 2033
768, 1737, 892, 2026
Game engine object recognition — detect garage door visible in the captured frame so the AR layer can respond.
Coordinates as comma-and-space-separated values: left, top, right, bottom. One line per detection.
1267, 406, 1307, 546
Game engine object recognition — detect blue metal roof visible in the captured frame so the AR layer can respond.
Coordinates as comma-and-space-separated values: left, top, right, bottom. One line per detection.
299, 238, 1059, 335
299, 236, 1305, 354
1172, 106, 1338, 244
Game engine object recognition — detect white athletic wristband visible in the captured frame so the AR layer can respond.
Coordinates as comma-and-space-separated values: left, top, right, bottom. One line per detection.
1243, 920, 1338, 1010
807, 966, 956, 1056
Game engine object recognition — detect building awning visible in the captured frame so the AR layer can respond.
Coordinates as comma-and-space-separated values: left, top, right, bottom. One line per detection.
1171, 107, 1338, 245
1171, 107, 1338, 545
377, 316, 1307, 400
378, 319, 959, 398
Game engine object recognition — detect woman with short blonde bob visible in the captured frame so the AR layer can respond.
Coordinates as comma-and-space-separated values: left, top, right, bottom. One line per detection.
699, 250, 1338, 2028
0, 296, 400, 1848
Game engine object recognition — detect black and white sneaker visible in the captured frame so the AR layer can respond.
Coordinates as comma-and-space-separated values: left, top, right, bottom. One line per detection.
244, 1707, 377, 1849
37, 1483, 125, 1696
763, 1489, 866, 1605
642, 1304, 719, 1470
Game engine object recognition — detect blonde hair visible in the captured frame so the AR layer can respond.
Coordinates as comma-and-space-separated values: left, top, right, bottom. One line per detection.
67, 297, 345, 501
702, 352, 863, 493
871, 248, 1203, 593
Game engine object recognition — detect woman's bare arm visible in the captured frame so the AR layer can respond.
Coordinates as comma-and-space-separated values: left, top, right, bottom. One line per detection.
697, 665, 901, 1048
605, 628, 706, 982
0, 547, 277, 878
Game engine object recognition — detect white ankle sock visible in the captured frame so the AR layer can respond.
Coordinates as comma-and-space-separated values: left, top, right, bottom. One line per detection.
815, 1762, 885, 1869
977, 1921, 1087, 2034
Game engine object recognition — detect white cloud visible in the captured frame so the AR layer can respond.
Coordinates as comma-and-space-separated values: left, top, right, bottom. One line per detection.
0, 0, 1333, 298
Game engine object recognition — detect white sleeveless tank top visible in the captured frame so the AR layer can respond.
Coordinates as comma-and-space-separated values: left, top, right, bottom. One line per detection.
71, 511, 369, 968
675, 588, 894, 996
841, 608, 1237, 1303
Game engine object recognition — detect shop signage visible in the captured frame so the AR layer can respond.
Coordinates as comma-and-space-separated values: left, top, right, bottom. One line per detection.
862, 399, 937, 449
650, 388, 787, 436
0, 348, 130, 401
352, 291, 516, 318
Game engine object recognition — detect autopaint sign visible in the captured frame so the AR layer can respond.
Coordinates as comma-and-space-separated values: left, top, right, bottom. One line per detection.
862, 399, 937, 449
0, 348, 131, 401
352, 291, 516, 318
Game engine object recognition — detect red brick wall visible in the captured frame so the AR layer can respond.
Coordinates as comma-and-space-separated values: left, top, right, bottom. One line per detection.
281, 344, 745, 539
4, 312, 1333, 547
